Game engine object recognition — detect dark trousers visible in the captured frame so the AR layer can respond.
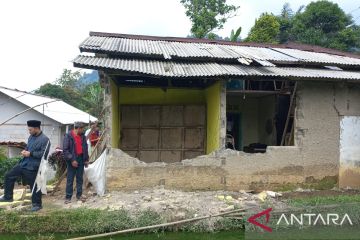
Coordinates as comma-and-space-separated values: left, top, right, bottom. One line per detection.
4, 164, 42, 206
65, 156, 84, 199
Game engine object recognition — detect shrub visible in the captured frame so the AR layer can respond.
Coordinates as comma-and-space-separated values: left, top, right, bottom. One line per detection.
0, 156, 21, 187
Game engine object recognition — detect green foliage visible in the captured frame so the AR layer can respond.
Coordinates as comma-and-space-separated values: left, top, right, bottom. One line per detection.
0, 208, 244, 234
290, 0, 358, 51
245, 1, 359, 52
246, 13, 280, 43
35, 69, 103, 118
288, 194, 360, 207
0, 156, 21, 187
55, 69, 82, 89
36, 83, 90, 112
83, 83, 104, 118
277, 3, 294, 43
230, 27, 241, 42
180, 0, 239, 38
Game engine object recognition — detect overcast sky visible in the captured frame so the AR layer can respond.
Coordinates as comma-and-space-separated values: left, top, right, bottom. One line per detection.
0, 0, 359, 91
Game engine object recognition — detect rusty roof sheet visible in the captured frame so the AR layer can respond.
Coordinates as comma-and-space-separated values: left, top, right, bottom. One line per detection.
73, 55, 360, 81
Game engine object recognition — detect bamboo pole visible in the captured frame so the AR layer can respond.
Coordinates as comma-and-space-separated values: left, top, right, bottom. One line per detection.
0, 100, 58, 127
66, 208, 248, 240
50, 169, 67, 196
280, 82, 297, 146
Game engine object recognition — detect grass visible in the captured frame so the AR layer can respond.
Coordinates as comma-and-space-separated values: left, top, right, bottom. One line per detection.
287, 194, 360, 207
0, 207, 243, 234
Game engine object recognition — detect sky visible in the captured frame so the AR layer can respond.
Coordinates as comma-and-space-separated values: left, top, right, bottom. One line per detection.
0, 0, 359, 91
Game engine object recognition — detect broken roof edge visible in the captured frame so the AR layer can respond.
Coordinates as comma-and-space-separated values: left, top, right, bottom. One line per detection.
89, 31, 360, 59
72, 55, 360, 83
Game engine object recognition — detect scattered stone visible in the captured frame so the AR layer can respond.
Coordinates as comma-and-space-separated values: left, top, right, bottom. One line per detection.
266, 191, 282, 197
142, 196, 152, 202
217, 195, 225, 200
220, 205, 234, 212
257, 191, 268, 202
225, 195, 233, 201
174, 212, 186, 219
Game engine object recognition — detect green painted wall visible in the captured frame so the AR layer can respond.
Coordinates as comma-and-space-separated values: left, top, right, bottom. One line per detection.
119, 87, 206, 105
205, 82, 221, 154
111, 79, 119, 148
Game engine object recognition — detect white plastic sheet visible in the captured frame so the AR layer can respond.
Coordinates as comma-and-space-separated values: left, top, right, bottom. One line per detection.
84, 150, 107, 196
33, 140, 51, 195
34, 157, 49, 194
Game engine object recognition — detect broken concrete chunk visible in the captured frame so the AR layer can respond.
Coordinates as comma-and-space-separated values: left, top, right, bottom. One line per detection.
220, 205, 234, 212
257, 191, 268, 202
142, 195, 152, 202
225, 195, 233, 201
266, 191, 282, 197
217, 195, 225, 201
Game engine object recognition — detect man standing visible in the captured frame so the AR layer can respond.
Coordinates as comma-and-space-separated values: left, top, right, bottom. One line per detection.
0, 120, 50, 212
63, 122, 89, 204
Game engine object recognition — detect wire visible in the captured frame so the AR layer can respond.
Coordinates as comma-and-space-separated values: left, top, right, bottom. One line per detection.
349, 6, 360, 14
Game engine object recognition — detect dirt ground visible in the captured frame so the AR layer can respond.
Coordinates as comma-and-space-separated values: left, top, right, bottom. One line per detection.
44, 186, 288, 218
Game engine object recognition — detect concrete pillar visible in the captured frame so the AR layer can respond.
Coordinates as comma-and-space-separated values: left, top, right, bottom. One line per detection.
99, 71, 113, 148
219, 80, 227, 150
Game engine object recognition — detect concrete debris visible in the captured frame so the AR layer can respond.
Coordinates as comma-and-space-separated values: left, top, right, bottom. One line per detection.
257, 191, 268, 202
266, 191, 283, 197
50, 187, 288, 219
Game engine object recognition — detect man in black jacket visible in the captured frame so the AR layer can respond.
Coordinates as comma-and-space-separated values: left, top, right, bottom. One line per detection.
0, 120, 50, 211
63, 122, 89, 204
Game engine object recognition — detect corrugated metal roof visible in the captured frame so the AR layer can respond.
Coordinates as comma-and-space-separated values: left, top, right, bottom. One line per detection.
73, 55, 360, 81
80, 36, 285, 66
273, 48, 360, 66
79, 36, 360, 67
0, 87, 97, 124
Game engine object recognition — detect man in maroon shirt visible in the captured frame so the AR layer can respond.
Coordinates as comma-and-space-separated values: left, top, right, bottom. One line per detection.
63, 122, 89, 204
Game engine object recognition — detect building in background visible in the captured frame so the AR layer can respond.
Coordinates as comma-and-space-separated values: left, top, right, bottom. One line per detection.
0, 86, 97, 157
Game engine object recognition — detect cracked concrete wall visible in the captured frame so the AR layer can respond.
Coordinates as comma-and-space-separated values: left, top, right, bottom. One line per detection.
105, 81, 360, 191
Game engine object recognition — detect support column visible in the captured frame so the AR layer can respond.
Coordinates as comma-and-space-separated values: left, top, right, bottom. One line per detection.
99, 71, 118, 148
219, 80, 227, 150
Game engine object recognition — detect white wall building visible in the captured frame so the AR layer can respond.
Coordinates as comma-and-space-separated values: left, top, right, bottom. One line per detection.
0, 86, 97, 155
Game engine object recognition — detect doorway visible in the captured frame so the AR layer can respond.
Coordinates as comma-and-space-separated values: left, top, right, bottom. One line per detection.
226, 112, 242, 150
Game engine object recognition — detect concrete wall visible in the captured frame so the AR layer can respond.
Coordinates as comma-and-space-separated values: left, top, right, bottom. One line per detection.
339, 116, 360, 188
105, 81, 360, 191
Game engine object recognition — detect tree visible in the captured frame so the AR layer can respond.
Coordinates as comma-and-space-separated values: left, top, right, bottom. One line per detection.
36, 69, 104, 118
230, 27, 242, 42
246, 13, 280, 43
180, 0, 239, 38
290, 0, 357, 51
277, 3, 294, 43
35, 83, 90, 112
83, 83, 104, 118
55, 69, 82, 89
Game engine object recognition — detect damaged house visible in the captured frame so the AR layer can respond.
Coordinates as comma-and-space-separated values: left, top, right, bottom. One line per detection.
73, 32, 360, 191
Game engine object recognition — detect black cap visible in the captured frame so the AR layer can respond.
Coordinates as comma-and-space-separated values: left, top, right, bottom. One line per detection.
27, 120, 41, 128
